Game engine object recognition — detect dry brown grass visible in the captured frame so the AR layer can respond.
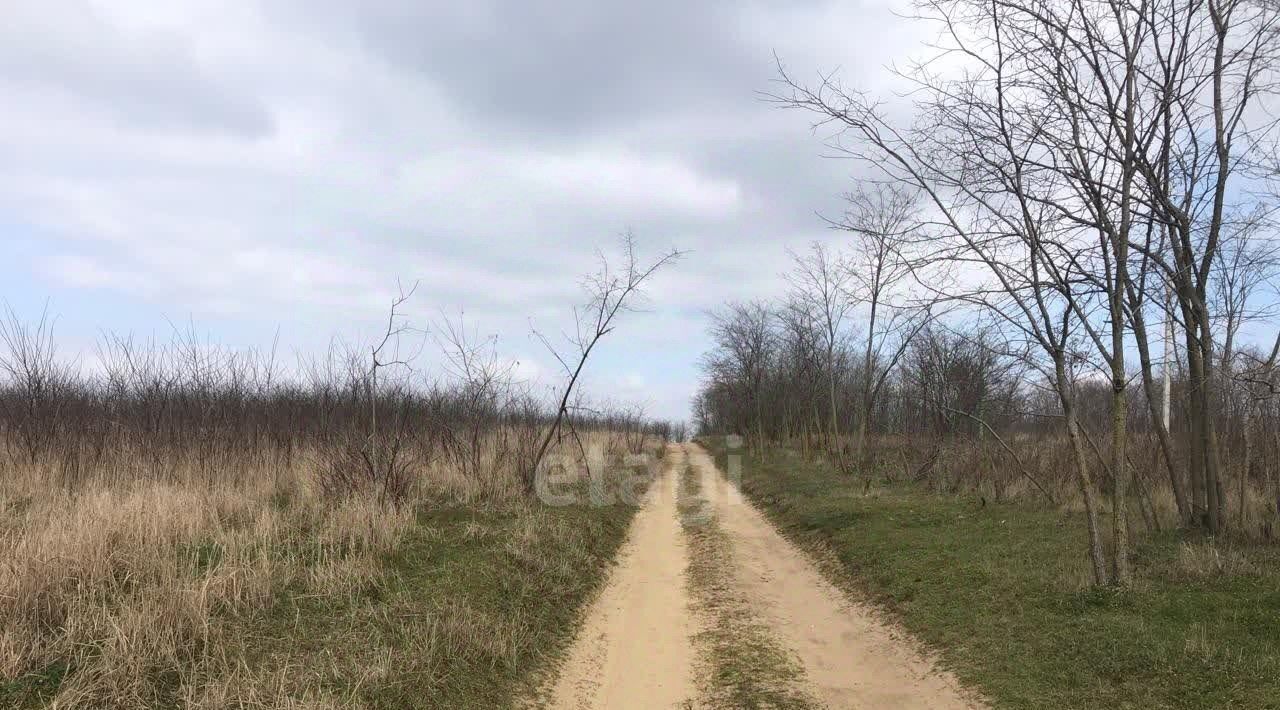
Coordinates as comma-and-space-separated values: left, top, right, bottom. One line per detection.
0, 428, 645, 708
847, 434, 1280, 540
1167, 541, 1260, 581
0, 455, 412, 707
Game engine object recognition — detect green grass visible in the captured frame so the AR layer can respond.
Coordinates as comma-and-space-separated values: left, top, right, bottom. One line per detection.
676, 458, 817, 710
237, 499, 638, 709
0, 663, 67, 709
702, 439, 1280, 710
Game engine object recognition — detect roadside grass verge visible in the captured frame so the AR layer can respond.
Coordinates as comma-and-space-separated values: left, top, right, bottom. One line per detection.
676, 457, 817, 710
699, 439, 1280, 710
218, 498, 642, 709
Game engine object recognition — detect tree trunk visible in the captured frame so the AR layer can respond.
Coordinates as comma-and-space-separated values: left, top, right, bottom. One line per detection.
855, 296, 880, 467
854, 415, 869, 470
1107, 229, 1130, 584
1058, 358, 1109, 587
1131, 298, 1190, 523
1191, 303, 1226, 533
1273, 422, 1280, 521
829, 347, 840, 452
1111, 381, 1130, 585
1240, 401, 1252, 531
1182, 304, 1209, 528
1067, 410, 1110, 587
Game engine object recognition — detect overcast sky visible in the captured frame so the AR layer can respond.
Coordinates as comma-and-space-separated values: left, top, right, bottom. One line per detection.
1, 0, 921, 421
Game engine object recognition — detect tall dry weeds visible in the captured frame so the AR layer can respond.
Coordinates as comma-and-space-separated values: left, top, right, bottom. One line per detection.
0, 454, 414, 707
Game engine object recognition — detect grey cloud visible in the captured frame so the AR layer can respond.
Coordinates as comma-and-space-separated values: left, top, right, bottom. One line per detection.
0, 2, 273, 138
291, 0, 759, 135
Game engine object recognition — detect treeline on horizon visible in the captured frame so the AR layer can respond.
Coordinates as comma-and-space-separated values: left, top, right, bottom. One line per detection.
695, 304, 1278, 498
0, 238, 685, 503
0, 305, 675, 501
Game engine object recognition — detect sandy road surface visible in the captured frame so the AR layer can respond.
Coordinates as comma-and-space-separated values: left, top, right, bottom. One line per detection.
687, 445, 982, 710
539, 445, 697, 709
539, 443, 984, 709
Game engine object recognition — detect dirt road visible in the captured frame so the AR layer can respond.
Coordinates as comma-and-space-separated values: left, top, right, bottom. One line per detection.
538, 443, 984, 709
539, 446, 698, 709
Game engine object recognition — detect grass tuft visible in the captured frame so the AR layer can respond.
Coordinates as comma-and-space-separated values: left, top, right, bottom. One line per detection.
677, 459, 818, 710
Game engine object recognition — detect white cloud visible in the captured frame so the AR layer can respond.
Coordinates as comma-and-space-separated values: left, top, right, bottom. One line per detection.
0, 0, 915, 420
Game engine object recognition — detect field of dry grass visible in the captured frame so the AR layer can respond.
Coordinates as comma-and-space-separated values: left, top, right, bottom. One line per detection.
0, 431, 662, 708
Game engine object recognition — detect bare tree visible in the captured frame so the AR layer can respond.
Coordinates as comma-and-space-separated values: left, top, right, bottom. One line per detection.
701, 301, 776, 451
434, 309, 517, 480
529, 234, 682, 491
1131, 0, 1280, 533
366, 281, 422, 492
0, 302, 72, 465
771, 20, 1113, 585
836, 184, 933, 464
1229, 331, 1280, 523
775, 295, 827, 453
767, 0, 1280, 582
786, 242, 854, 450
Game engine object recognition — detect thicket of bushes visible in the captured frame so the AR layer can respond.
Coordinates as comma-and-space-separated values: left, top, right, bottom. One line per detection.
0, 306, 674, 501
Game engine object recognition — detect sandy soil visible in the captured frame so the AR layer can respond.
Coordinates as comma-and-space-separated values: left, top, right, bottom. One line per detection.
539, 443, 985, 709
687, 444, 984, 709
540, 445, 698, 709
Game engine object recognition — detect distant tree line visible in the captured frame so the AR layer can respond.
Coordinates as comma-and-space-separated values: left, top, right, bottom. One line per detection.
0, 237, 682, 503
